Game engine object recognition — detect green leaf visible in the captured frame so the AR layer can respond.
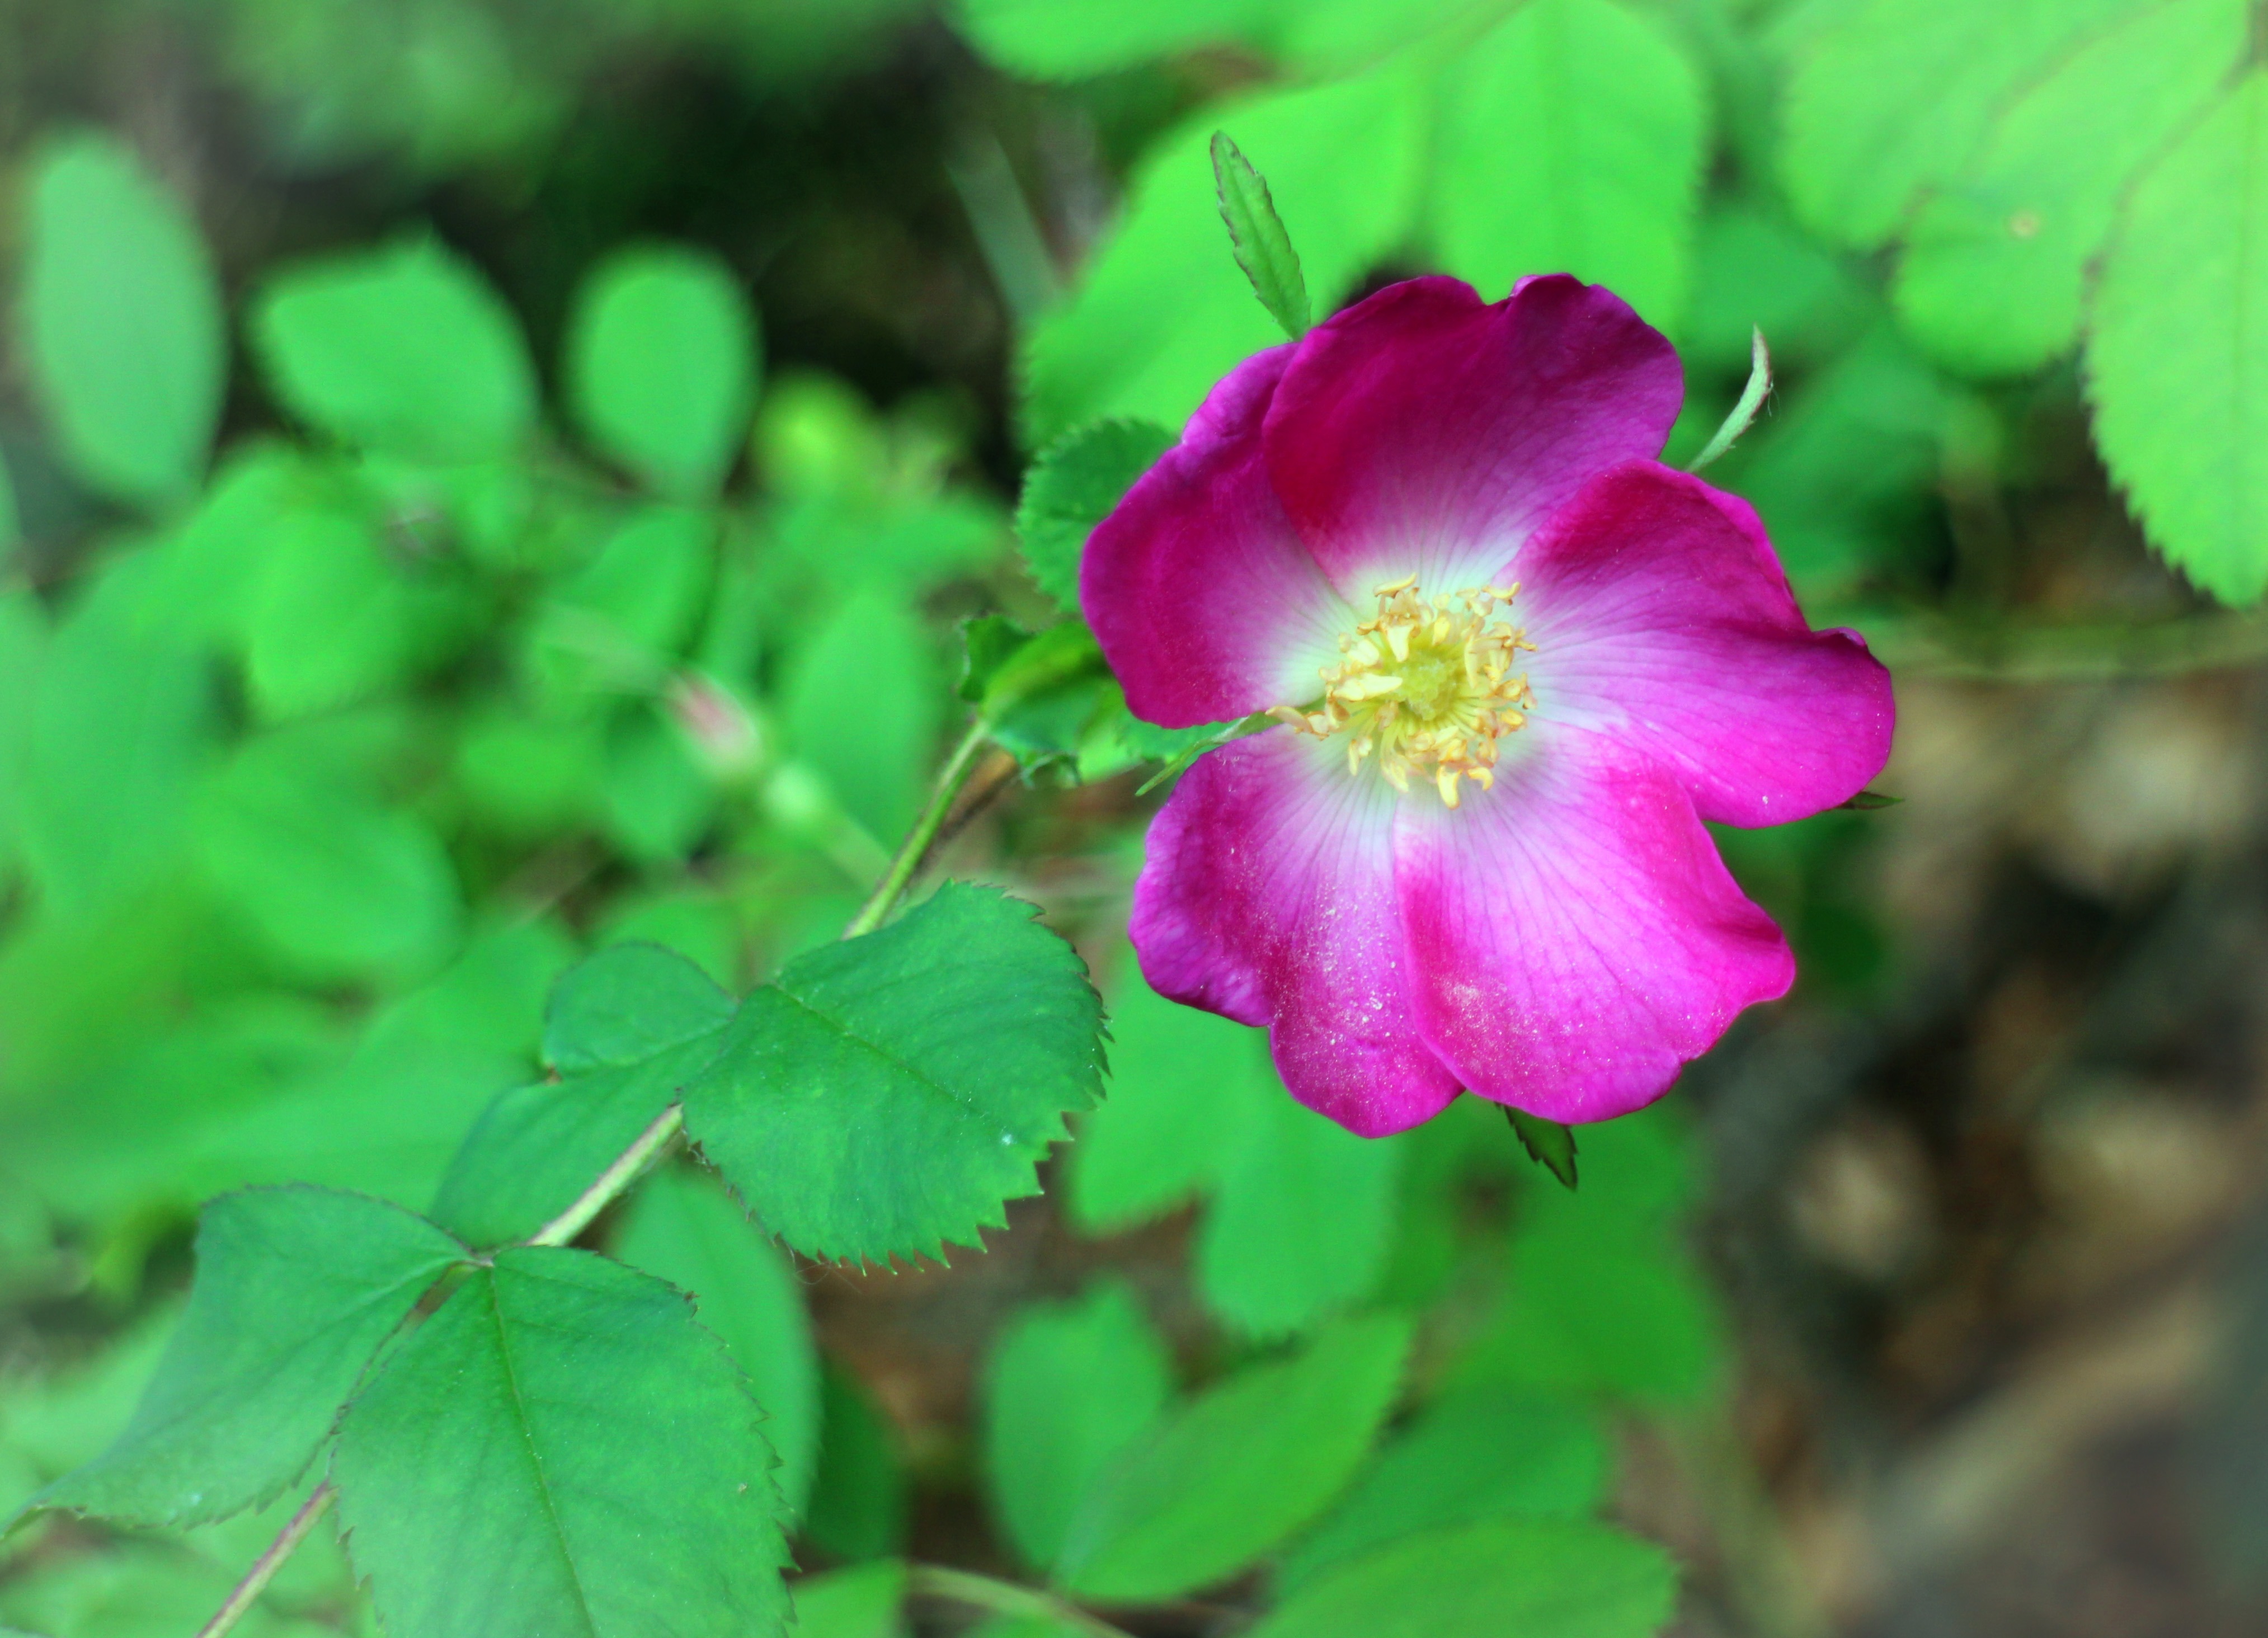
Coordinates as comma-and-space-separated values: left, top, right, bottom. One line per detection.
601, 707, 717, 865
1278, 1388, 1608, 1592
982, 1282, 1174, 1570
252, 238, 537, 460
1055, 1313, 1410, 1599
1894, 0, 2243, 376
803, 1361, 907, 1560
1016, 421, 1177, 615
569, 245, 759, 500
1432, 0, 1706, 329
544, 940, 735, 1073
616, 1168, 822, 1518
1684, 203, 1871, 376
239, 487, 468, 719
18, 131, 224, 509
1066, 964, 1270, 1234
24, 1187, 464, 1530
1504, 1108, 1579, 1190
1248, 1519, 1675, 1638
790, 1561, 907, 1638
335, 1247, 791, 1638
427, 1032, 719, 1248
1461, 1112, 1720, 1405
18, 557, 214, 919
0, 445, 18, 561
2088, 72, 2268, 606
528, 506, 715, 695
194, 745, 462, 986
1197, 1085, 1400, 1339
1023, 65, 1424, 440
1211, 131, 1311, 340
1778, 0, 2148, 250
779, 580, 940, 842
684, 884, 1104, 1262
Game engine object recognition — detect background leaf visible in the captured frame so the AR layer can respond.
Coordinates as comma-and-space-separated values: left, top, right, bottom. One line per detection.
1022, 66, 1424, 439
1433, 0, 1707, 327
684, 884, 1104, 1263
1054, 1314, 1410, 1599
568, 245, 759, 500
1778, 0, 2147, 250
26, 1187, 463, 1529
803, 1361, 908, 1561
1247, 1519, 1676, 1638
1277, 1387, 1608, 1592
1065, 963, 1268, 1235
1196, 1082, 1400, 1339
981, 1282, 1173, 1570
615, 1168, 821, 1518
1891, 0, 2242, 376
193, 743, 462, 986
2087, 72, 2268, 605
334, 1247, 791, 1638
18, 131, 225, 509
252, 239, 537, 459
790, 1560, 906, 1638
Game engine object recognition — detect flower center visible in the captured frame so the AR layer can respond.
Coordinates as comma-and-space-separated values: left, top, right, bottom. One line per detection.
1269, 575, 1537, 808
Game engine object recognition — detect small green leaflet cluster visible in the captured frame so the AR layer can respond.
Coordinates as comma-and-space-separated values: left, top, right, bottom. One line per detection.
1778, 0, 2268, 603
6, 892, 1106, 1636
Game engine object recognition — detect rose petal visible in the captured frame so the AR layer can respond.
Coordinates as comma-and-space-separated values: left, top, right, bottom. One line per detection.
1262, 275, 1682, 600
1394, 728, 1792, 1124
1131, 730, 1462, 1136
1083, 345, 1351, 728
1517, 462, 1896, 825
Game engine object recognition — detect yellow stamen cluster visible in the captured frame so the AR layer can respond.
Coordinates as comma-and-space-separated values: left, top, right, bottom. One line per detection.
1270, 575, 1537, 808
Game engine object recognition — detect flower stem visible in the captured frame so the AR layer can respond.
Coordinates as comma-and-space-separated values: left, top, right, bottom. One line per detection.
844, 718, 993, 938
194, 1482, 335, 1638
523, 1102, 684, 1250
906, 1564, 1137, 1638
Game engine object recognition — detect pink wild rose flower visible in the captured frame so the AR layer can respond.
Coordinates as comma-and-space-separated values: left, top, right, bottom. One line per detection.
1082, 274, 1895, 1137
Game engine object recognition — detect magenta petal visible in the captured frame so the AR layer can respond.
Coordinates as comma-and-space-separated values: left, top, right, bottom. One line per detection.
1518, 462, 1896, 825
1082, 345, 1350, 728
1262, 275, 1682, 600
1394, 730, 1792, 1125
1130, 731, 1461, 1137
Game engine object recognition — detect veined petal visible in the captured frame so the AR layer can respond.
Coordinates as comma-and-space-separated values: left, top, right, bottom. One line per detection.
1262, 275, 1682, 600
1394, 728, 1792, 1125
1517, 462, 1895, 825
1131, 730, 1461, 1136
1083, 345, 1349, 728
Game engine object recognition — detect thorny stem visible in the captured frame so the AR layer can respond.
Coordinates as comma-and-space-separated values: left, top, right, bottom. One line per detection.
908, 1564, 1139, 1638
844, 717, 994, 938
194, 1482, 335, 1638
197, 723, 1010, 1638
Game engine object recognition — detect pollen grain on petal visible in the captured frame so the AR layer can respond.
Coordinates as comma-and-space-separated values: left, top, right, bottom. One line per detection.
1272, 578, 1537, 807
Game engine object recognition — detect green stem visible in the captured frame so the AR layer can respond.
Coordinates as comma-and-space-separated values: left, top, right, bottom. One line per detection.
844, 719, 992, 938
194, 1482, 335, 1638
523, 1102, 685, 1250
906, 1565, 1137, 1638
1851, 608, 2268, 683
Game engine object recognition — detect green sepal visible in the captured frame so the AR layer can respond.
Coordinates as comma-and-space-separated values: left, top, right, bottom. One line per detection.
1210, 130, 1311, 341
1504, 1107, 1579, 1191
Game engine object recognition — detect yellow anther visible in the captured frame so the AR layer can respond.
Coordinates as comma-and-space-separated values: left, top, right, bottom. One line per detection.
1269, 573, 1538, 806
